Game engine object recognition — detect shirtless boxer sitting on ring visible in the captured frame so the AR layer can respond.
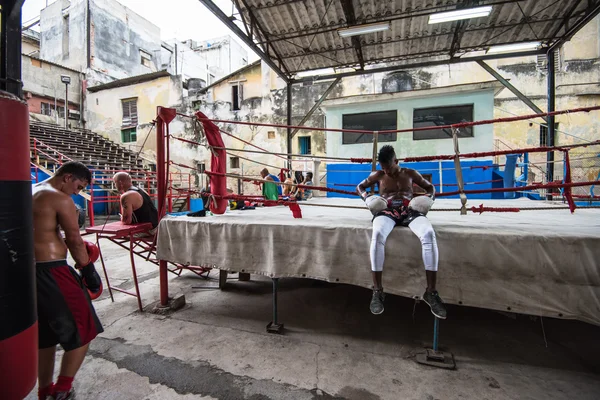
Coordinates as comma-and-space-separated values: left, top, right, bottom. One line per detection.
357, 145, 446, 319
32, 161, 104, 400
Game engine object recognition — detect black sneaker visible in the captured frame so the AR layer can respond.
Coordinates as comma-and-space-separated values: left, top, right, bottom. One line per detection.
422, 290, 447, 319
370, 289, 385, 315
53, 389, 76, 400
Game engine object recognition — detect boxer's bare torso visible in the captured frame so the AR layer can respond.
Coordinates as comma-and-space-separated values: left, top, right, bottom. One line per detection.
32, 181, 88, 264
357, 166, 434, 202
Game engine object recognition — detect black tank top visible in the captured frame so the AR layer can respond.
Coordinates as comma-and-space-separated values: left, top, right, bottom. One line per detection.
128, 186, 158, 228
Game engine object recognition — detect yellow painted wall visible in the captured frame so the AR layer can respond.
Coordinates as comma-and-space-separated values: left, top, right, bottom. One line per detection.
86, 75, 183, 152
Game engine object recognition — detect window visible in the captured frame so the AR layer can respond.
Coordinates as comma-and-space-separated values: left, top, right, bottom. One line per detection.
268, 131, 276, 139
231, 83, 243, 111
230, 157, 240, 169
342, 110, 397, 144
40, 102, 53, 116
121, 98, 138, 127
140, 50, 152, 68
121, 128, 137, 143
413, 105, 474, 140
56, 105, 65, 118
299, 137, 311, 155
539, 123, 559, 146
196, 162, 206, 173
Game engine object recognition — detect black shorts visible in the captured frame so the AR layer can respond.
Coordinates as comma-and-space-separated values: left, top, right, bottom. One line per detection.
36, 260, 104, 351
373, 199, 424, 227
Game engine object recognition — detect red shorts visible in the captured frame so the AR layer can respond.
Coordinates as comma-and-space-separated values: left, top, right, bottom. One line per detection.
36, 260, 103, 351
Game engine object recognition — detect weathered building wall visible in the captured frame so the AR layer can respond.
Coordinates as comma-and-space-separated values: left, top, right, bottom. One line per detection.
195, 36, 249, 83
86, 75, 183, 151
40, 0, 88, 72
22, 54, 83, 127
184, 62, 342, 194
161, 40, 209, 85
39, 0, 163, 85
89, 0, 162, 84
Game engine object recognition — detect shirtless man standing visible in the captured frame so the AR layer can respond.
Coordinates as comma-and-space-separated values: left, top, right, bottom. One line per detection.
32, 161, 103, 400
357, 145, 446, 319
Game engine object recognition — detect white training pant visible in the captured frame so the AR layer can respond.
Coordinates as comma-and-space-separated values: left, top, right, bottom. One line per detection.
370, 215, 439, 272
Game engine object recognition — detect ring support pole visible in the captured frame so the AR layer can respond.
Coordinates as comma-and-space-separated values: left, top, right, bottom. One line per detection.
267, 278, 284, 334
416, 317, 456, 370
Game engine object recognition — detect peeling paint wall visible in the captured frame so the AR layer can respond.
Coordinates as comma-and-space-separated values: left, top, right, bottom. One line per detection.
183, 63, 343, 194
39, 0, 163, 85
89, 0, 161, 84
40, 0, 87, 72
86, 75, 183, 152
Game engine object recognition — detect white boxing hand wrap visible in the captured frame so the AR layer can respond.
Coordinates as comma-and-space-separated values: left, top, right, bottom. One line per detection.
364, 195, 388, 216
408, 195, 434, 215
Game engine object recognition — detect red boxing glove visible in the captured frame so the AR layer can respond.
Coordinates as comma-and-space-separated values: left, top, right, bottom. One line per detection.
84, 240, 100, 263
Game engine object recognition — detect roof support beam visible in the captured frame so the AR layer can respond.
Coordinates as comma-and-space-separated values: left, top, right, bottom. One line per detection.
257, 0, 519, 45
476, 60, 547, 122
237, 0, 291, 75
549, 0, 600, 52
290, 48, 547, 83
340, 0, 365, 70
290, 77, 341, 139
198, 0, 289, 82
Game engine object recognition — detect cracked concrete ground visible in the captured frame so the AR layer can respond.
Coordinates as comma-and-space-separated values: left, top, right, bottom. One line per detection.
25, 240, 600, 400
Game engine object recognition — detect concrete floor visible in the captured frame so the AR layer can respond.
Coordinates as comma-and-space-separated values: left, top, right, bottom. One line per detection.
26, 240, 600, 400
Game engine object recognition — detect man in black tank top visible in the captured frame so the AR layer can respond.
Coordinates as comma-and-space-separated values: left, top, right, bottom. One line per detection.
113, 172, 158, 231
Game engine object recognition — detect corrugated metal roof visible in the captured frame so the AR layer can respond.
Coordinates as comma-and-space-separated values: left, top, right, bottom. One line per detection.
234, 0, 596, 76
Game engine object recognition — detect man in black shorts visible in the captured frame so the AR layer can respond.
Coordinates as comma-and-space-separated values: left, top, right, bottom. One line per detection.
32, 161, 103, 400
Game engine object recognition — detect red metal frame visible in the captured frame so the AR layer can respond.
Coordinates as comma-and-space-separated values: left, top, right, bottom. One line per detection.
86, 221, 211, 311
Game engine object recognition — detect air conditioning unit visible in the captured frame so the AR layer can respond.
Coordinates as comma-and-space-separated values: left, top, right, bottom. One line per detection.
536, 49, 561, 72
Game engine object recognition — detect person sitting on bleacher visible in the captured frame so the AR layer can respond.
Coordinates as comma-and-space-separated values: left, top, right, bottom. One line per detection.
113, 172, 158, 234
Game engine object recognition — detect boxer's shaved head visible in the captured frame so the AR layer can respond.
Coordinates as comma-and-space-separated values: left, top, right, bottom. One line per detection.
113, 171, 132, 193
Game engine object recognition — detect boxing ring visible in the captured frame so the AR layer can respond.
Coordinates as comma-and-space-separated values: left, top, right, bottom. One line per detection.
151, 105, 600, 329
156, 197, 600, 325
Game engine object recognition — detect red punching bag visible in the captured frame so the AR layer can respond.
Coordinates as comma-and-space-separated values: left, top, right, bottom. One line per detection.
0, 91, 38, 399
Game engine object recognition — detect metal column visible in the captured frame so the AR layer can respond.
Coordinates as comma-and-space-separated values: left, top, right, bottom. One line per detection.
546, 50, 556, 200
287, 83, 292, 169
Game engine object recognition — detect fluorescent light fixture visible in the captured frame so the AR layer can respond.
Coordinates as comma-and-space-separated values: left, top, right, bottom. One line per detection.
338, 22, 390, 38
428, 6, 492, 24
487, 41, 541, 54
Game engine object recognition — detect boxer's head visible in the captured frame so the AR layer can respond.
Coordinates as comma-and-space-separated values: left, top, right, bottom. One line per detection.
378, 145, 399, 176
113, 171, 132, 193
54, 161, 92, 195
260, 168, 269, 179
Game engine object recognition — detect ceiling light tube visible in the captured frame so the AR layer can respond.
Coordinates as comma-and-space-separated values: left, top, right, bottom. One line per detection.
338, 22, 390, 38
487, 41, 541, 54
428, 6, 492, 24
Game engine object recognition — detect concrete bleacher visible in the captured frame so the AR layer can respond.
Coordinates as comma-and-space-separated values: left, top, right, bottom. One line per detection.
29, 121, 148, 172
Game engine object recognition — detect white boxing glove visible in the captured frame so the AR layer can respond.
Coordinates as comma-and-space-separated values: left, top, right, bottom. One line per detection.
408, 195, 434, 216
364, 195, 389, 216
